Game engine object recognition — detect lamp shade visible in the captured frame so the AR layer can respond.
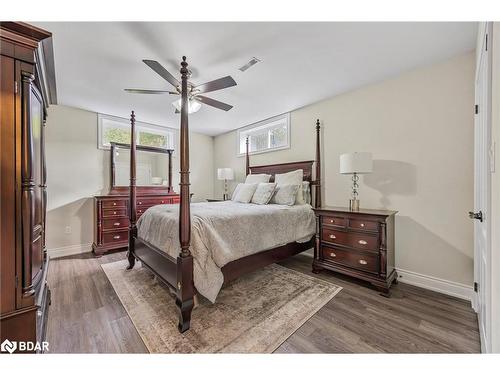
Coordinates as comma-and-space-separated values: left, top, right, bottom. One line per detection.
339, 152, 373, 174
217, 168, 234, 180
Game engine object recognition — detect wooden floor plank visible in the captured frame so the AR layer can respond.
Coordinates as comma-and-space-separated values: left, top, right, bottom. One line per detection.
45, 251, 480, 353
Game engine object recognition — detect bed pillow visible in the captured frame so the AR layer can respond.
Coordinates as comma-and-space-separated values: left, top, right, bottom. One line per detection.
269, 184, 300, 206
245, 173, 271, 184
231, 183, 242, 200
302, 181, 311, 205
233, 183, 258, 203
275, 169, 304, 205
251, 183, 277, 205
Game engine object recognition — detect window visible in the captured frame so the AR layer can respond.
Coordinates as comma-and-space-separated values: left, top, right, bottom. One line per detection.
98, 113, 177, 150
237, 113, 290, 156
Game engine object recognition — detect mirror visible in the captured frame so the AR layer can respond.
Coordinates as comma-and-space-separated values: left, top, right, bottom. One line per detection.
110, 142, 173, 192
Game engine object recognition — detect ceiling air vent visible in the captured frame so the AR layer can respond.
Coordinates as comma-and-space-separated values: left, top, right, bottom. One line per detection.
239, 57, 261, 72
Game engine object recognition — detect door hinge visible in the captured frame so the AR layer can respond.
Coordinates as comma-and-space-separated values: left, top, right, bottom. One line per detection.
475, 104, 479, 114
474, 282, 479, 292
14, 81, 18, 94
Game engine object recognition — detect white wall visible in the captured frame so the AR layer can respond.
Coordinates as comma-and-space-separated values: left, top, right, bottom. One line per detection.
45, 105, 214, 253
214, 52, 475, 288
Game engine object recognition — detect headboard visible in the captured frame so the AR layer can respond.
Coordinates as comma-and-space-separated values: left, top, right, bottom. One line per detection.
248, 160, 314, 182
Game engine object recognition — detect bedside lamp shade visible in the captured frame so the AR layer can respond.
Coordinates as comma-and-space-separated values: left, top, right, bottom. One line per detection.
217, 168, 234, 181
340, 152, 373, 174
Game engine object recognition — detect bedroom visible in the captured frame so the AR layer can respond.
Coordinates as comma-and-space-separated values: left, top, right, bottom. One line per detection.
1, 0, 499, 371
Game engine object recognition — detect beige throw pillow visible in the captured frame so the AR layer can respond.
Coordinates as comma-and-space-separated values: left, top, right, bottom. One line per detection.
233, 183, 258, 203
245, 174, 271, 184
251, 183, 277, 205
269, 184, 300, 206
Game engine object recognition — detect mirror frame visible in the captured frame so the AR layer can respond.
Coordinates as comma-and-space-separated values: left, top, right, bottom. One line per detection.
109, 142, 175, 196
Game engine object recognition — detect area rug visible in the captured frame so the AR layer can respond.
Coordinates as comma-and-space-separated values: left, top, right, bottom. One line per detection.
101, 259, 342, 353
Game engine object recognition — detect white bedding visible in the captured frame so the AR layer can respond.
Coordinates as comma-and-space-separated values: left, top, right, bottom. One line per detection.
136, 201, 316, 302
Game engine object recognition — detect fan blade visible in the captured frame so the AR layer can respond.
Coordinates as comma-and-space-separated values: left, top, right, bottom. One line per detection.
193, 76, 236, 94
124, 89, 178, 94
196, 95, 233, 111
143, 60, 180, 88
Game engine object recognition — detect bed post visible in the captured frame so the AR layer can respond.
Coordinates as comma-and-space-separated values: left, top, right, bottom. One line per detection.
314, 119, 322, 208
176, 56, 195, 333
127, 111, 137, 270
167, 150, 173, 193
245, 136, 250, 176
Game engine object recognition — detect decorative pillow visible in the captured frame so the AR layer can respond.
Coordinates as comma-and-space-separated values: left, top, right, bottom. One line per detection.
275, 169, 304, 205
269, 184, 300, 206
251, 183, 277, 205
245, 173, 271, 184
233, 183, 258, 203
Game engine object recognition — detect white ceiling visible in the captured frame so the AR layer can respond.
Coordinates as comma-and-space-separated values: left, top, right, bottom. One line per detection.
35, 22, 477, 136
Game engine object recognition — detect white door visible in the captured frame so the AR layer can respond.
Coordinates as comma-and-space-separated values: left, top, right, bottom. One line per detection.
473, 22, 492, 353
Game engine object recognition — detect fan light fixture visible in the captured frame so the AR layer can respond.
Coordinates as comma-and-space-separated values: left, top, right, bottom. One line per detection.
172, 98, 202, 114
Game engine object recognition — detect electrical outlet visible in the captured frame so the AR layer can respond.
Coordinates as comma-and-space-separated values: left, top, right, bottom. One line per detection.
64, 226, 72, 234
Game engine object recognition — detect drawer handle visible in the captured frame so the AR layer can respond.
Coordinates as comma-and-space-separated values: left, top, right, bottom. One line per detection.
329, 219, 334, 223
113, 202, 117, 206
359, 259, 368, 265
161, 201, 164, 204
113, 211, 117, 215
138, 210, 142, 213
358, 240, 368, 245
329, 234, 336, 239
360, 223, 365, 227
113, 222, 120, 226
138, 202, 142, 205
329, 252, 336, 258
113, 235, 121, 240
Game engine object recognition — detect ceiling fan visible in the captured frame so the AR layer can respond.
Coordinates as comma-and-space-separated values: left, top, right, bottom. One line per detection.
125, 60, 237, 114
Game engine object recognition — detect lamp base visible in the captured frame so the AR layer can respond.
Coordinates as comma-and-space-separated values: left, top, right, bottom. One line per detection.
223, 193, 229, 201
349, 199, 360, 211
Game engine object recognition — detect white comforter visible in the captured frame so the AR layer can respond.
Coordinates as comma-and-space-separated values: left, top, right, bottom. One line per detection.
136, 201, 316, 302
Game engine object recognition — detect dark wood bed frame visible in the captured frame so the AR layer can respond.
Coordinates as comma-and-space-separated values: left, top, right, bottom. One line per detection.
126, 56, 322, 333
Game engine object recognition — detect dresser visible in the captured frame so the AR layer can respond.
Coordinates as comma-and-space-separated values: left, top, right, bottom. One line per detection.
1, 22, 56, 352
93, 193, 180, 256
312, 207, 398, 295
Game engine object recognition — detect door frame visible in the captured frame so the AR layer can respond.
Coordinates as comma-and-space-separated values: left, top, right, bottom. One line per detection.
473, 21, 493, 353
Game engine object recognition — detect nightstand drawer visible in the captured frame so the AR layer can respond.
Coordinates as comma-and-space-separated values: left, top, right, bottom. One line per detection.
321, 227, 379, 252
349, 218, 378, 232
102, 217, 129, 231
321, 215, 346, 227
103, 208, 128, 218
321, 246, 378, 274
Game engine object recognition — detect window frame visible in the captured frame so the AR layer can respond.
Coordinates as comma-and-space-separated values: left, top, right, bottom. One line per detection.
236, 113, 291, 157
97, 113, 178, 151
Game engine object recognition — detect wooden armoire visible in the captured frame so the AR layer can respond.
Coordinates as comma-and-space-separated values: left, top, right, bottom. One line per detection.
0, 22, 56, 352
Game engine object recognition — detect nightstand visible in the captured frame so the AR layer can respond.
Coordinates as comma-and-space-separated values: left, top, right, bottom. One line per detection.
312, 206, 398, 296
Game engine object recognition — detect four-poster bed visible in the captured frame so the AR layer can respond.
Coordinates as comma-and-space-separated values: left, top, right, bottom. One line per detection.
126, 56, 322, 333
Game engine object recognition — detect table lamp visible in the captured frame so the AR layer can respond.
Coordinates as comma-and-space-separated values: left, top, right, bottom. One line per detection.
217, 168, 234, 200
340, 152, 373, 211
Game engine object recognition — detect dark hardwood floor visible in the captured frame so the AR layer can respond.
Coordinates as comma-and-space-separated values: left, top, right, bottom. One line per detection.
45, 251, 480, 353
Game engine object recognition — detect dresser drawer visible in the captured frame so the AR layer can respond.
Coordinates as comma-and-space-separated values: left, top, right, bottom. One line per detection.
349, 218, 378, 232
321, 215, 346, 227
321, 227, 379, 252
102, 230, 128, 244
102, 208, 127, 218
102, 199, 127, 209
321, 246, 378, 274
137, 197, 168, 206
102, 217, 129, 231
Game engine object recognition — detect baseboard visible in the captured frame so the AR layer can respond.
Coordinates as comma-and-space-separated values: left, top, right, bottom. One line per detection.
396, 268, 474, 302
47, 242, 93, 259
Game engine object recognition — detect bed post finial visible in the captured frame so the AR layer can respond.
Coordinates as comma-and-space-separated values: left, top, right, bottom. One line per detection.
314, 119, 322, 208
245, 136, 250, 176
177, 56, 195, 333
127, 110, 137, 270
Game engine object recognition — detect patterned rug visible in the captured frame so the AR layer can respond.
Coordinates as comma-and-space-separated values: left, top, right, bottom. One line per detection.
102, 259, 342, 353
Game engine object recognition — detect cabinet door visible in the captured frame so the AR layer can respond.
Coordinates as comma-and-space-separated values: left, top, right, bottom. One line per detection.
30, 85, 44, 283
